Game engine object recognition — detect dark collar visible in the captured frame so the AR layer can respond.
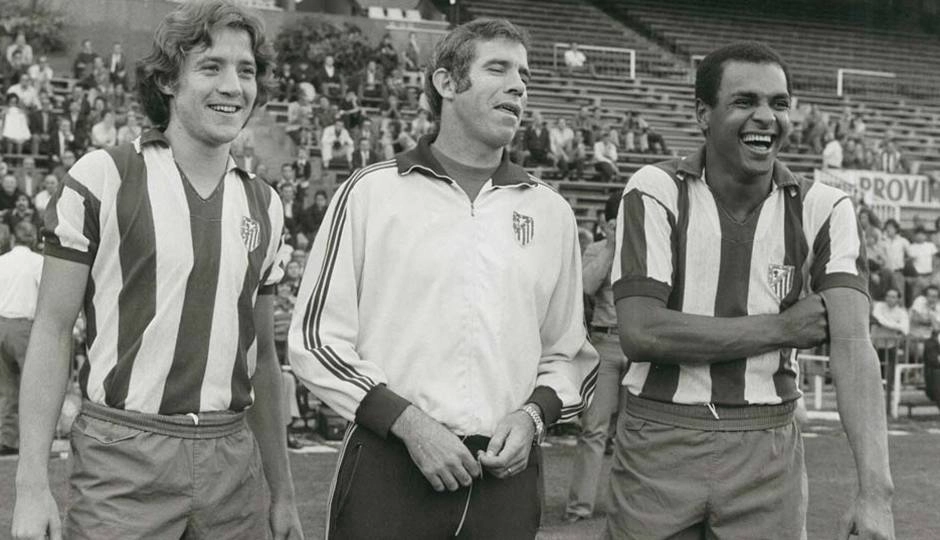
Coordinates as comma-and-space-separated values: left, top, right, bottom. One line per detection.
137, 128, 244, 177
396, 135, 536, 187
676, 145, 800, 189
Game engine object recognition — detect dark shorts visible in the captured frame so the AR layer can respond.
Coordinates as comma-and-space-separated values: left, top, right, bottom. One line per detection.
66, 401, 270, 540
605, 410, 807, 540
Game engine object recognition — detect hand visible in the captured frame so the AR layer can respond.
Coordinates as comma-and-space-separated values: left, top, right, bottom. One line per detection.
477, 410, 536, 479
604, 219, 617, 248
837, 492, 894, 539
390, 406, 481, 492
11, 483, 62, 540
780, 294, 828, 349
269, 496, 304, 540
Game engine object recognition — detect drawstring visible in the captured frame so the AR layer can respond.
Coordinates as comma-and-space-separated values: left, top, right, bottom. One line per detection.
705, 403, 720, 420
454, 435, 474, 536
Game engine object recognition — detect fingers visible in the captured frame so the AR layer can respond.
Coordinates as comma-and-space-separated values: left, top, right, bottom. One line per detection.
485, 424, 510, 456
459, 446, 482, 479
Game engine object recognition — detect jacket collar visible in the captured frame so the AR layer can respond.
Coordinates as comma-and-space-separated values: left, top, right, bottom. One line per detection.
676, 145, 800, 190
396, 135, 536, 187
137, 128, 243, 177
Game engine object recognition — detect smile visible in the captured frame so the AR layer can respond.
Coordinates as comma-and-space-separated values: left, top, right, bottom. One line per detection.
208, 104, 242, 114
494, 103, 521, 119
740, 132, 775, 152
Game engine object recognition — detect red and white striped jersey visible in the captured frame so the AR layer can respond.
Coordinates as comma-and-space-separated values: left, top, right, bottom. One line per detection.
612, 147, 867, 406
44, 129, 284, 414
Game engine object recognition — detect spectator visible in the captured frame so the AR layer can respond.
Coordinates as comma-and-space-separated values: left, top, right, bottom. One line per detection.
107, 42, 128, 87
311, 94, 336, 137
592, 129, 618, 181
909, 285, 940, 362
523, 111, 552, 166
16, 156, 38, 197
821, 131, 843, 169
7, 73, 40, 110
50, 118, 78, 163
877, 139, 907, 173
907, 227, 937, 300
88, 95, 109, 124
73, 39, 99, 79
6, 31, 33, 67
383, 69, 408, 103
383, 119, 416, 159
277, 162, 298, 192
570, 129, 587, 180
563, 42, 593, 76
357, 59, 384, 102
116, 111, 142, 145
32, 173, 58, 215
376, 33, 399, 74
275, 61, 296, 102
254, 162, 272, 186
351, 136, 379, 171
550, 117, 575, 178
2, 94, 31, 154
291, 147, 313, 185
842, 138, 865, 169
0, 174, 23, 212
411, 109, 435, 139
285, 84, 314, 145
882, 219, 908, 302
90, 110, 118, 148
404, 32, 421, 71
107, 81, 130, 112
380, 94, 403, 127
26, 55, 54, 95
339, 90, 363, 132
802, 105, 825, 153
298, 189, 329, 241
28, 94, 57, 157
646, 125, 670, 155
316, 54, 343, 101
0, 221, 43, 456
279, 181, 303, 244
51, 150, 76, 181
619, 111, 640, 152
571, 106, 593, 146
872, 288, 909, 338
321, 116, 354, 168
2, 192, 42, 231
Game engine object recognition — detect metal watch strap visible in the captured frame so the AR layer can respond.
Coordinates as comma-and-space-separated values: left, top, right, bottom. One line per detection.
521, 403, 545, 446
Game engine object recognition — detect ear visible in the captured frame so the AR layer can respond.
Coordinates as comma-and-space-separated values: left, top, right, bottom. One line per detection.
156, 75, 176, 98
694, 98, 710, 134
432, 67, 455, 102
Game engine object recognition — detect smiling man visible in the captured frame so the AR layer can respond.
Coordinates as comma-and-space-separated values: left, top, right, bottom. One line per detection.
289, 18, 597, 539
12, 3, 302, 539
606, 42, 894, 539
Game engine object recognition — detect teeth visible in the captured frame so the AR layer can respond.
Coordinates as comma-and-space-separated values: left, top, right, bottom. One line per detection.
210, 105, 238, 113
742, 134, 772, 144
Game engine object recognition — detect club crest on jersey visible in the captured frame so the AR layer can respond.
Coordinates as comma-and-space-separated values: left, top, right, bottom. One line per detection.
241, 216, 261, 252
513, 211, 535, 247
768, 263, 795, 300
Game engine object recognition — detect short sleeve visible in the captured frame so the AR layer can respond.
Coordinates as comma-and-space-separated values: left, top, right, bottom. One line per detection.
258, 186, 286, 295
809, 197, 868, 296
611, 168, 677, 303
42, 153, 108, 265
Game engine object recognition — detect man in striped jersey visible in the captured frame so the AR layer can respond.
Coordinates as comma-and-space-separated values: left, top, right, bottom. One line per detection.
606, 43, 894, 540
289, 18, 597, 539
12, 3, 302, 540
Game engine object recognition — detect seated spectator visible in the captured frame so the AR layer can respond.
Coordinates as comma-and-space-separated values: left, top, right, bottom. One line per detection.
73, 39, 98, 79
107, 82, 130, 112
563, 42, 594, 76
907, 227, 938, 300
116, 112, 142, 145
382, 69, 408, 103
549, 117, 575, 178
382, 120, 416, 160
321, 116, 354, 169
316, 54, 343, 101
7, 73, 40, 110
6, 31, 33, 67
410, 109, 435, 139
51, 150, 76, 181
619, 111, 640, 152
299, 189, 330, 241
88, 95, 109, 124
376, 33, 399, 75
311, 94, 335, 135
571, 106, 593, 146
592, 129, 618, 181
292, 147, 313, 185
16, 156, 38, 197
32, 173, 58, 214
50, 119, 78, 165
646, 125, 670, 155
802, 105, 825, 154
285, 84, 315, 146
523, 111, 553, 167
279, 181, 304, 245
909, 285, 940, 362
821, 131, 843, 169
82, 55, 110, 92
842, 138, 865, 169
107, 42, 127, 87
569, 130, 587, 180
1, 192, 42, 231
26, 55, 54, 95
872, 288, 909, 338
357, 60, 384, 103
380, 94, 403, 125
275, 62, 296, 102
877, 139, 908, 173
339, 90, 363, 132
89, 110, 117, 148
404, 32, 421, 72
2, 94, 31, 154
29, 94, 57, 157
0, 174, 23, 212
350, 137, 380, 171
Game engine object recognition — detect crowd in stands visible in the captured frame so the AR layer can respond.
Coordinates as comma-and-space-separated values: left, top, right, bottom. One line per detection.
791, 102, 911, 172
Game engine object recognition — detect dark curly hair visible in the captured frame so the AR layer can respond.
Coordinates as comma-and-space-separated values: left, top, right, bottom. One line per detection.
136, 0, 275, 129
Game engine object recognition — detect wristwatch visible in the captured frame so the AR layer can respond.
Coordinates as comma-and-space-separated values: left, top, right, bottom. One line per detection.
521, 403, 545, 446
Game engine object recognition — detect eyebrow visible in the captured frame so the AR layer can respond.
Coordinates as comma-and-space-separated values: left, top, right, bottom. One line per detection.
483, 59, 531, 81
194, 55, 256, 68
730, 91, 790, 100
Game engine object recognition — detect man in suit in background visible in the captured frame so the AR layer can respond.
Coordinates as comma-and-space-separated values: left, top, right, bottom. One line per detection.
350, 137, 379, 171
29, 95, 57, 158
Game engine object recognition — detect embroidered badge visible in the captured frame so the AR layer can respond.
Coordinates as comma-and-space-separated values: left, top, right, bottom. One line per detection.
241, 216, 261, 252
768, 263, 795, 301
513, 211, 535, 247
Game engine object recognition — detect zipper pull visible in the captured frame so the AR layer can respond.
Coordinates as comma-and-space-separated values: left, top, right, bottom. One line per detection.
705, 403, 720, 420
